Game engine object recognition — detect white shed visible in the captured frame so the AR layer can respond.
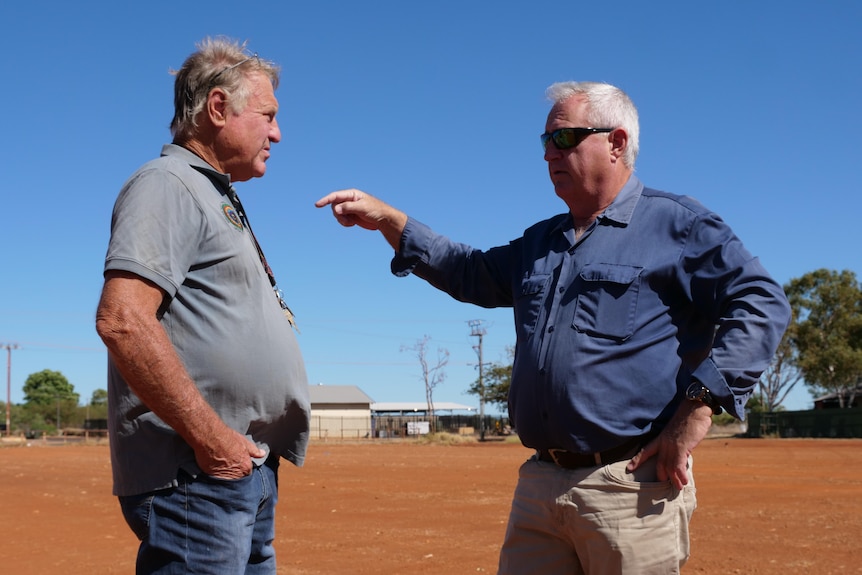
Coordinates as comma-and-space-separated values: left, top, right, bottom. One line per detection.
308, 384, 374, 439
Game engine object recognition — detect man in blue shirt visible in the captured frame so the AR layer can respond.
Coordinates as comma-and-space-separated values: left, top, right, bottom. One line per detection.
316, 81, 790, 574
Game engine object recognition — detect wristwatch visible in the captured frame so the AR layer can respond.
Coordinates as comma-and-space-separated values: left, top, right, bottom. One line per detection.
685, 381, 723, 415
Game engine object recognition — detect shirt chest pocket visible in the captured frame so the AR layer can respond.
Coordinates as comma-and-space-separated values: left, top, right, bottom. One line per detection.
572, 263, 643, 341
516, 273, 550, 338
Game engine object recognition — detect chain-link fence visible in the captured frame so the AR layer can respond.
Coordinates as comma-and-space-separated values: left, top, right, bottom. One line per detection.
310, 414, 512, 440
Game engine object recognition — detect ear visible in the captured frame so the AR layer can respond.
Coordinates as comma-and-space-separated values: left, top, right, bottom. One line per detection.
609, 128, 628, 162
206, 88, 229, 127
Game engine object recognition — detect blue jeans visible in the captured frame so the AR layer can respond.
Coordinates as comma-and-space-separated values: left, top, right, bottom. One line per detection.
119, 458, 279, 575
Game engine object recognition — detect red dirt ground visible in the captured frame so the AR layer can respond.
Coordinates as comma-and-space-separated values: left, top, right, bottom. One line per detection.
1, 437, 860, 574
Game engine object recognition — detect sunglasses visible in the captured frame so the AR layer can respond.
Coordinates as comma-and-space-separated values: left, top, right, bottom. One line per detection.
207, 53, 260, 91
540, 127, 614, 151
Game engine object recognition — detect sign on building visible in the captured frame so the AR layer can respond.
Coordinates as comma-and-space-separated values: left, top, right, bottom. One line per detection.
407, 421, 430, 435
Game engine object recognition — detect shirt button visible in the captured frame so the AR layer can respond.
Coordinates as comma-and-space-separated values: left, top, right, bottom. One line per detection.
558, 286, 565, 293
547, 326, 555, 333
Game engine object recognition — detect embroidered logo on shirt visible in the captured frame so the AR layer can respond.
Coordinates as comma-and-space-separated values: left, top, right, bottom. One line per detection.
221, 203, 244, 231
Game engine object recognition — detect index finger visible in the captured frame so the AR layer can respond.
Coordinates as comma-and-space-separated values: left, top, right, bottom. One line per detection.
314, 189, 362, 208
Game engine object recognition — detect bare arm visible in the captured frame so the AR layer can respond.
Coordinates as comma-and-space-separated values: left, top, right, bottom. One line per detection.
626, 400, 713, 490
315, 189, 408, 251
95, 270, 265, 479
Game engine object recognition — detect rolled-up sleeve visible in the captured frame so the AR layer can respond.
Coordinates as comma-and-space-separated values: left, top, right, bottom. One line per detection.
683, 212, 791, 418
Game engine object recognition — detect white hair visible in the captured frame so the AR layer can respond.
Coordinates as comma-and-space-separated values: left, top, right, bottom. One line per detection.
546, 81, 639, 169
170, 36, 280, 142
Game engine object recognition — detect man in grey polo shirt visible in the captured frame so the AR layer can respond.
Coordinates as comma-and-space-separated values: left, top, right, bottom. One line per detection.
95, 37, 309, 575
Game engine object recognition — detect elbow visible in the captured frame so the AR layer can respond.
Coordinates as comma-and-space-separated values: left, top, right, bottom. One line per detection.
95, 308, 126, 350
95, 272, 165, 350
95, 297, 144, 352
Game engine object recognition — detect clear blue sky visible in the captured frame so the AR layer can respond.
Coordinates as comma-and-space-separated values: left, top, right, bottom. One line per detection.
1, 1, 860, 413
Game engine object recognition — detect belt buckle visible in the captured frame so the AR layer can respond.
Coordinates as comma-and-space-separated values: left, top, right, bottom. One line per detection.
547, 448, 566, 466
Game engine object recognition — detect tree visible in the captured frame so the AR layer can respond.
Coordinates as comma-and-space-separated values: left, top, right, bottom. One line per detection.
85, 388, 110, 423
90, 388, 108, 406
745, 393, 768, 414
22, 370, 80, 433
467, 346, 513, 410
23, 369, 79, 406
784, 269, 862, 408
402, 336, 449, 432
757, 325, 803, 412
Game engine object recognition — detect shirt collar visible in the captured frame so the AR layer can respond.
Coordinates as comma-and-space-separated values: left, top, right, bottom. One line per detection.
161, 143, 232, 193
600, 174, 643, 226
548, 174, 644, 239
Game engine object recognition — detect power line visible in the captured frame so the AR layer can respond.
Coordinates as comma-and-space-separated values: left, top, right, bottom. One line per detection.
13, 341, 103, 352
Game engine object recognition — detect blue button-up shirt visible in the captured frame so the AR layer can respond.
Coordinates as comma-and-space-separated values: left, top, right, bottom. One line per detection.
392, 175, 790, 453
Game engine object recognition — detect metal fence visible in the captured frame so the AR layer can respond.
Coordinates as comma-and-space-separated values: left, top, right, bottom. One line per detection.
309, 414, 511, 440
747, 408, 862, 438
310, 415, 372, 440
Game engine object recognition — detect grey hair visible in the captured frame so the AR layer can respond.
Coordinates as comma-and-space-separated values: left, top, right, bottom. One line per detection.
170, 36, 280, 142
545, 81, 639, 169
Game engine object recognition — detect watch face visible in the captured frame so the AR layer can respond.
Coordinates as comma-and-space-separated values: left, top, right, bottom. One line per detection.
686, 381, 721, 414
686, 382, 707, 401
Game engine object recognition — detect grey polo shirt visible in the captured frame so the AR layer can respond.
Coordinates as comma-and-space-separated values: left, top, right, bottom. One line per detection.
104, 144, 310, 496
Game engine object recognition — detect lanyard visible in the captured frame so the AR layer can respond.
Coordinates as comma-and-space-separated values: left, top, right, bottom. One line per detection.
227, 185, 299, 332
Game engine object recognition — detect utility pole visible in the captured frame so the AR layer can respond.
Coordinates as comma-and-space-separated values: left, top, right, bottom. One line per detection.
468, 320, 487, 441
2, 343, 19, 437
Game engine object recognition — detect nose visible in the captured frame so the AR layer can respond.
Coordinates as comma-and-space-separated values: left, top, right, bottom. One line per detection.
269, 117, 282, 144
543, 139, 560, 162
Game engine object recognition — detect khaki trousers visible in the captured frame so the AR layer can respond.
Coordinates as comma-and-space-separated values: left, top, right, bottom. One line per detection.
498, 454, 696, 575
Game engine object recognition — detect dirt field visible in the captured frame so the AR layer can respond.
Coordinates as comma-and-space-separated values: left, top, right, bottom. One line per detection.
1, 437, 860, 574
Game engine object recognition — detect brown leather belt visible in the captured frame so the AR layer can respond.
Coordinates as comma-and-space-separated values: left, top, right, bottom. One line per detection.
537, 436, 645, 469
